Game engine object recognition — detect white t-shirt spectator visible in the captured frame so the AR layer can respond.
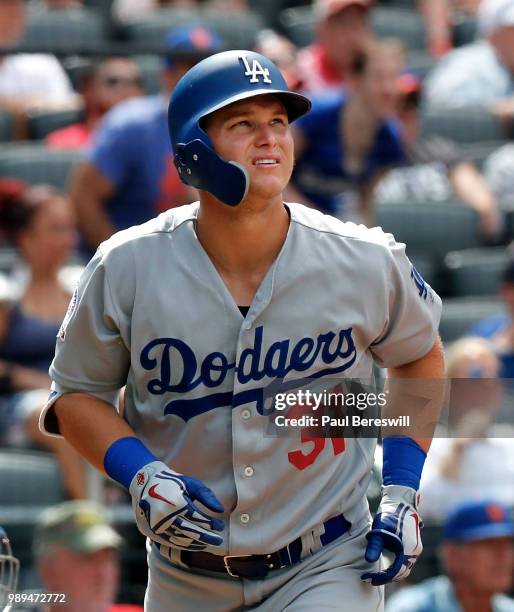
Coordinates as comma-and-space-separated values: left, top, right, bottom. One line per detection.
0, 53, 75, 108
423, 41, 514, 110
419, 435, 514, 522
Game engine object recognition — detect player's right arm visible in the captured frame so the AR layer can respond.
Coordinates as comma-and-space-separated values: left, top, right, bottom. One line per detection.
52, 390, 225, 549
53, 392, 135, 474
41, 246, 224, 550
69, 162, 116, 251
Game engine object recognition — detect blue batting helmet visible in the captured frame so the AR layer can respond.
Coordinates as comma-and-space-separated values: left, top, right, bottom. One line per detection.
168, 50, 311, 206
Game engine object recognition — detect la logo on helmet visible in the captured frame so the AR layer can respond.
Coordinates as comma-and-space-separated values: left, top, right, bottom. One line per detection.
239, 54, 272, 84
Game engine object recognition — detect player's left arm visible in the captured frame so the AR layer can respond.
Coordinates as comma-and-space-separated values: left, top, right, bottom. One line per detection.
362, 337, 445, 586
387, 335, 445, 452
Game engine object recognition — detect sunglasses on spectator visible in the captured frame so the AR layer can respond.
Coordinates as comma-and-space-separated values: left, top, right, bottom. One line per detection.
101, 76, 143, 88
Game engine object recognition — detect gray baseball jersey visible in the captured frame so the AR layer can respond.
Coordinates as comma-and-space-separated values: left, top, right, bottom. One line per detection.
41, 202, 441, 560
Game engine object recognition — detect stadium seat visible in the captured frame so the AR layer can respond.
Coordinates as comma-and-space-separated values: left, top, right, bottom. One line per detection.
123, 9, 265, 52
452, 15, 477, 47
439, 296, 504, 343
0, 144, 82, 190
28, 108, 84, 141
0, 111, 15, 142
459, 140, 508, 170
420, 108, 504, 144
406, 50, 437, 80
376, 0, 417, 6
135, 55, 161, 95
443, 247, 510, 297
279, 5, 426, 50
0, 450, 65, 506
375, 200, 481, 261
18, 8, 108, 54
0, 450, 66, 577
247, 0, 312, 30
505, 211, 514, 241
279, 5, 314, 47
0, 248, 20, 275
83, 0, 115, 19
371, 7, 426, 50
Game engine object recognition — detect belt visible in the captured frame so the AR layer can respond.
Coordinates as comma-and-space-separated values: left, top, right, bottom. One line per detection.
181, 513, 351, 579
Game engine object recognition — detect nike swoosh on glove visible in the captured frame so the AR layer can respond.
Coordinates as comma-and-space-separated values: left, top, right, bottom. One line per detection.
129, 461, 224, 551
361, 484, 423, 586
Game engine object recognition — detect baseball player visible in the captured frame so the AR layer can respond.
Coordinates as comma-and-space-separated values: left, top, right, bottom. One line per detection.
40, 50, 444, 611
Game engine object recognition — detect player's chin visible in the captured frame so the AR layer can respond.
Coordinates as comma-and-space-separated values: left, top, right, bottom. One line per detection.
248, 181, 286, 203
249, 173, 289, 197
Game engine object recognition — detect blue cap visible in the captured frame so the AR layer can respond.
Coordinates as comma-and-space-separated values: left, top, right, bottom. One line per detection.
163, 25, 222, 68
443, 501, 514, 543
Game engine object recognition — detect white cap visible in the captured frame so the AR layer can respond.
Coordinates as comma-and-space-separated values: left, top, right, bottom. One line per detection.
478, 0, 514, 37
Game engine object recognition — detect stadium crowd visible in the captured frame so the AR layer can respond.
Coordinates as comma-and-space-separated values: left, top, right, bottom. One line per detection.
0, 0, 513, 609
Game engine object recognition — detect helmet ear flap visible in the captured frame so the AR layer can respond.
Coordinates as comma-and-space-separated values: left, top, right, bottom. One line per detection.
173, 139, 249, 207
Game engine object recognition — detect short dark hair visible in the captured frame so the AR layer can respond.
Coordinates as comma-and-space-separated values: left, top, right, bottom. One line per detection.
0, 180, 63, 244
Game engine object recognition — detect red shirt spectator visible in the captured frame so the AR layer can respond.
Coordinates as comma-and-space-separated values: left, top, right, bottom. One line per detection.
296, 0, 373, 94
46, 57, 144, 150
46, 123, 91, 149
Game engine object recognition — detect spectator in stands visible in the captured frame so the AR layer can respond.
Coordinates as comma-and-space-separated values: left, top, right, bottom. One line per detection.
0, 0, 77, 134
386, 500, 514, 612
484, 143, 514, 214
33, 501, 143, 612
424, 0, 514, 133
375, 73, 503, 240
254, 29, 302, 91
46, 57, 144, 150
288, 40, 405, 226
69, 25, 220, 256
0, 179, 87, 500
296, 0, 373, 94
470, 257, 514, 378
419, 336, 514, 522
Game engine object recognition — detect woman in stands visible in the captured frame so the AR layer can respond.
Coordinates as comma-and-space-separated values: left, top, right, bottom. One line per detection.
287, 39, 406, 226
0, 179, 86, 499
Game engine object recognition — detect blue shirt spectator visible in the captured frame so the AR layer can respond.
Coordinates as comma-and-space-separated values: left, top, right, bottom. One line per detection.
470, 313, 514, 378
86, 94, 183, 235
289, 40, 406, 225
292, 90, 405, 216
69, 25, 221, 256
469, 258, 514, 379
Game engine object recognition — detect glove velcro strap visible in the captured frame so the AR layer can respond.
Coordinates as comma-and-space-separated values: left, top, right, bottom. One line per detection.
365, 528, 403, 553
381, 484, 418, 508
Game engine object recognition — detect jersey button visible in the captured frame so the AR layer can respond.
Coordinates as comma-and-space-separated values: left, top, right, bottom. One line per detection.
240, 513, 250, 524
243, 321, 252, 330
243, 466, 254, 477
241, 409, 251, 420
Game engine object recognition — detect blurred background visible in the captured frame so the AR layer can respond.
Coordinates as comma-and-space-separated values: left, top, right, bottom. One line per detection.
0, 0, 513, 609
